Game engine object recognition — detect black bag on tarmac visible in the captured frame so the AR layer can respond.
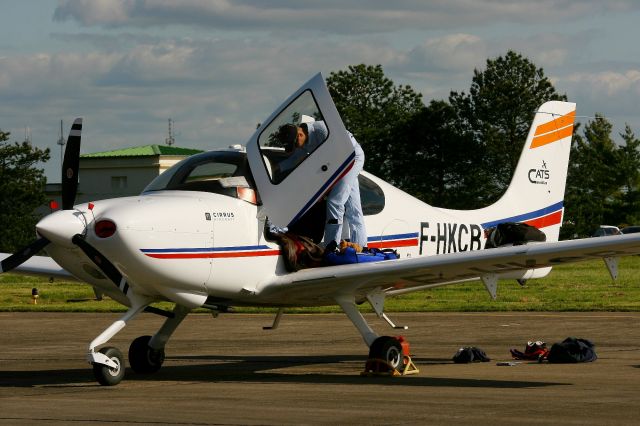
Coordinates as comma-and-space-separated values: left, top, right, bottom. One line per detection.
452, 346, 491, 363
547, 337, 597, 363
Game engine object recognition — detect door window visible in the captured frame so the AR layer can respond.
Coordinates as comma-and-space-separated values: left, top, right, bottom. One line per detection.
257, 90, 328, 184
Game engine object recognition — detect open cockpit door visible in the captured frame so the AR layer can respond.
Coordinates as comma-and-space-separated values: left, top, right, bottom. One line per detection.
246, 73, 355, 228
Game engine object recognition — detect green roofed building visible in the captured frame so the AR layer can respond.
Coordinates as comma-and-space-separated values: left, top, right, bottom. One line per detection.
78, 144, 204, 202
43, 145, 204, 210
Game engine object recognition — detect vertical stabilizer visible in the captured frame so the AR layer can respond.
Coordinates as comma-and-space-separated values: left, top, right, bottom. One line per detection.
479, 101, 576, 242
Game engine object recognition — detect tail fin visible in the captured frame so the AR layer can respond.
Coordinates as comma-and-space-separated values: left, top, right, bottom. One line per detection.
478, 101, 576, 242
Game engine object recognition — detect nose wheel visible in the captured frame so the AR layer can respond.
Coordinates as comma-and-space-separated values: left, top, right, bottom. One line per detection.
92, 347, 125, 386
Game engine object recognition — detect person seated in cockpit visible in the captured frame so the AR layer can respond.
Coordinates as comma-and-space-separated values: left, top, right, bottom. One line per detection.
276, 120, 328, 175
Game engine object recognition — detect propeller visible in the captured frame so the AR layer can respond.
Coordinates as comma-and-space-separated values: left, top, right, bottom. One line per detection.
71, 234, 174, 318
0, 237, 50, 273
72, 234, 127, 291
1, 118, 82, 274
62, 118, 83, 210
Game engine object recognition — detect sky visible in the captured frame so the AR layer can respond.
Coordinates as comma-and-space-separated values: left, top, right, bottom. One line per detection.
2, 0, 640, 182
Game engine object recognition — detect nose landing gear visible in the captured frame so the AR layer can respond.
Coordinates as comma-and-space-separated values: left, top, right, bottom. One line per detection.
88, 298, 190, 386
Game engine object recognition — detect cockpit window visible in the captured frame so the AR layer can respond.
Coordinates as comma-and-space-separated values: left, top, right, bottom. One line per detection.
184, 162, 237, 182
359, 175, 385, 215
143, 151, 257, 204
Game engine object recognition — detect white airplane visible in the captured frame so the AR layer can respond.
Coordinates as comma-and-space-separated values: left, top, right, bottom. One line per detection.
3, 73, 640, 386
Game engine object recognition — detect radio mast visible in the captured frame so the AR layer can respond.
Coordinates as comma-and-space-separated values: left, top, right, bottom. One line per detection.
165, 119, 175, 146
23, 126, 32, 143
56, 120, 65, 171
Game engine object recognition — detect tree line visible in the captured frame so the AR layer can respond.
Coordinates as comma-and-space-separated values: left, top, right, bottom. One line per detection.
0, 130, 49, 252
2, 50, 639, 251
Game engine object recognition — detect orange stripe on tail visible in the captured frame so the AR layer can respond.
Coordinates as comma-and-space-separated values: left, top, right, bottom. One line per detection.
530, 110, 575, 149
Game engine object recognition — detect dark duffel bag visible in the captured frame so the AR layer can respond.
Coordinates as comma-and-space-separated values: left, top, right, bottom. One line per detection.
547, 337, 597, 363
485, 222, 546, 249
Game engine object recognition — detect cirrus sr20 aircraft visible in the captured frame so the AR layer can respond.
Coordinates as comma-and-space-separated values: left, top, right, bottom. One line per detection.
3, 73, 640, 385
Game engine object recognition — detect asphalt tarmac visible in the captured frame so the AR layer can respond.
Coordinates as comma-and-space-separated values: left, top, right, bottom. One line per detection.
1, 311, 639, 425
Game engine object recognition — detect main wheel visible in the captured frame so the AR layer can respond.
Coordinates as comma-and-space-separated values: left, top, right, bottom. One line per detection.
93, 346, 125, 386
128, 335, 165, 374
368, 336, 404, 372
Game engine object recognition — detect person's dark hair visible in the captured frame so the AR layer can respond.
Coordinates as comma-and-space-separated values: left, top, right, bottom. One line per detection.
300, 123, 309, 141
277, 124, 298, 152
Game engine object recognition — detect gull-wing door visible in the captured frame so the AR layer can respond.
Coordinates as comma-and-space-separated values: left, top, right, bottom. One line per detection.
246, 73, 355, 228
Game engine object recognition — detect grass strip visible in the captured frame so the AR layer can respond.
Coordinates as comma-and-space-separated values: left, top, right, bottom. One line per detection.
1, 257, 638, 313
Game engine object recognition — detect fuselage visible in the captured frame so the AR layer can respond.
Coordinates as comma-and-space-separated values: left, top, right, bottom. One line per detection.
38, 149, 560, 309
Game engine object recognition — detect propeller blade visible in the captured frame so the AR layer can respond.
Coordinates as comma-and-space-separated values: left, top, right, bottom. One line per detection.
0, 237, 50, 273
61, 118, 83, 210
70, 235, 175, 318
71, 234, 125, 289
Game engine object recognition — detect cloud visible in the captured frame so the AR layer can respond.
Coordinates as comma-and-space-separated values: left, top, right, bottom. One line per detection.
562, 69, 640, 119
6, 1, 640, 181
0, 36, 402, 164
402, 33, 487, 73
566, 70, 640, 96
53, 0, 640, 34
0, 52, 115, 98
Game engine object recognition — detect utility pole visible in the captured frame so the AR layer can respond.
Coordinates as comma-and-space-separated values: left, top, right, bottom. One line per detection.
23, 126, 32, 143
56, 120, 65, 171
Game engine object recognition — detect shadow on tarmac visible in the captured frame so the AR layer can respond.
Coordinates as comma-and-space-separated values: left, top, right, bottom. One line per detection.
0, 354, 569, 389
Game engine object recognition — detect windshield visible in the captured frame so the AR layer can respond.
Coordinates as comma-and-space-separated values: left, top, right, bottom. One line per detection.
143, 150, 257, 204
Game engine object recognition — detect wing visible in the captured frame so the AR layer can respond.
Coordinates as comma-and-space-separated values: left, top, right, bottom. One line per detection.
254, 234, 640, 305
0, 253, 76, 280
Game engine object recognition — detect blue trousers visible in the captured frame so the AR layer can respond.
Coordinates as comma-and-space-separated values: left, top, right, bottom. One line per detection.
323, 142, 367, 247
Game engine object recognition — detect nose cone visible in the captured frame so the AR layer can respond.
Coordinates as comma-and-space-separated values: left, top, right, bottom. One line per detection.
36, 210, 87, 248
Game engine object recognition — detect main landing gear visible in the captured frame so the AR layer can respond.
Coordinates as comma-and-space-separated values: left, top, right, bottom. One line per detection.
128, 335, 165, 374
335, 293, 419, 376
87, 293, 191, 386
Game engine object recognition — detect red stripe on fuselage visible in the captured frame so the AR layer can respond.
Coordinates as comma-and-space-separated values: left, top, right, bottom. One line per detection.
145, 249, 281, 259
368, 238, 419, 249
523, 210, 562, 229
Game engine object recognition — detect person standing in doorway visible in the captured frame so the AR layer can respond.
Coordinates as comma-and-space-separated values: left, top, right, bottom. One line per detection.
316, 128, 367, 249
